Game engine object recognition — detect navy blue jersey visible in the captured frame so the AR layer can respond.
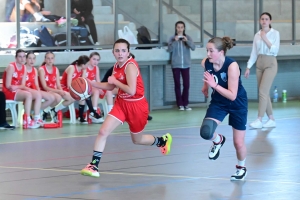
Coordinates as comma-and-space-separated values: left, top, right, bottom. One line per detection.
204, 57, 247, 108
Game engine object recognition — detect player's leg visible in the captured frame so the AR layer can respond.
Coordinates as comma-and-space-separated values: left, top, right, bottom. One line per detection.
200, 104, 227, 160
86, 87, 104, 123
78, 100, 87, 124
81, 107, 123, 178
27, 88, 43, 125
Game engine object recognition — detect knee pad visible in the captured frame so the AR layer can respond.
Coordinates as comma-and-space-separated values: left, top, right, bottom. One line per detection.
200, 119, 217, 140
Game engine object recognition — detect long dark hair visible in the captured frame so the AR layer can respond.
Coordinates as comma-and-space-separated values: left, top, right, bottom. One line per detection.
71, 55, 89, 65
26, 51, 36, 59
41, 51, 54, 66
113, 39, 135, 58
174, 21, 186, 36
89, 51, 100, 59
260, 12, 272, 28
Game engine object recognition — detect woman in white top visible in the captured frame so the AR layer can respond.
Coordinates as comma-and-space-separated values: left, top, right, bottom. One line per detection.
245, 12, 280, 129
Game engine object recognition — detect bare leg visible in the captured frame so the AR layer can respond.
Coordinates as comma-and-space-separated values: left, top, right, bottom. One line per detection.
91, 88, 100, 108
40, 91, 55, 110
232, 128, 247, 161
15, 90, 32, 115
131, 132, 155, 145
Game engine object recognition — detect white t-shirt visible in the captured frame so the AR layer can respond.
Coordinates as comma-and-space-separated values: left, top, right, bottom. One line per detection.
247, 28, 280, 69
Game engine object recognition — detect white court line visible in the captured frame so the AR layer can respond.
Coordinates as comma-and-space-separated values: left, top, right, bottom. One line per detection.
0, 165, 299, 186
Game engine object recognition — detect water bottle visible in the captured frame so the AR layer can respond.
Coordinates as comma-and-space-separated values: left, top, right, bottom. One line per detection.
23, 114, 28, 129
282, 90, 287, 103
57, 110, 63, 128
273, 86, 278, 103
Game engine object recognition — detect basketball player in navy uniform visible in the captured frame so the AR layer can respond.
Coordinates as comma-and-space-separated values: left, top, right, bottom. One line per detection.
200, 37, 248, 181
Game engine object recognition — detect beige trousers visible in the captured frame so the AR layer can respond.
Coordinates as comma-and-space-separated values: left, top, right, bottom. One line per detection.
256, 55, 278, 117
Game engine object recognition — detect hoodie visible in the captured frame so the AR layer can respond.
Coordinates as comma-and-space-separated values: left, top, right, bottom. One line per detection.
167, 34, 195, 68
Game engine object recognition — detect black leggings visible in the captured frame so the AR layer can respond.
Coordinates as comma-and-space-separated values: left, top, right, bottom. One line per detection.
0, 92, 7, 124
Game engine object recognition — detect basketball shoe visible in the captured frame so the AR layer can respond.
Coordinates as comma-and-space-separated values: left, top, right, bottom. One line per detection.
159, 133, 173, 155
231, 165, 247, 181
208, 134, 226, 160
81, 163, 100, 178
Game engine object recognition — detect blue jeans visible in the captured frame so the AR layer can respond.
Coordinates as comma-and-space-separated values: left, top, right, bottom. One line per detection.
172, 68, 190, 107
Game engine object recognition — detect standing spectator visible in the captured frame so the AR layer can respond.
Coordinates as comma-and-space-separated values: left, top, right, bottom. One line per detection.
0, 92, 15, 130
245, 12, 280, 129
167, 21, 195, 111
71, 0, 99, 45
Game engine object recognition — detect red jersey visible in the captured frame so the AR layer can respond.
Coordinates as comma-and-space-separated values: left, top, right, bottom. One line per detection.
2, 62, 25, 92
25, 66, 37, 89
86, 65, 97, 81
60, 65, 82, 90
113, 57, 144, 100
39, 65, 58, 90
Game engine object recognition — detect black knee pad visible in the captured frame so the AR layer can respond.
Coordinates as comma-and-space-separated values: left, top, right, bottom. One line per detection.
200, 119, 217, 140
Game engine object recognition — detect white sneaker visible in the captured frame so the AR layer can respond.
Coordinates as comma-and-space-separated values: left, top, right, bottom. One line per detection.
263, 119, 276, 128
28, 120, 41, 129
249, 119, 263, 129
231, 165, 247, 181
89, 113, 104, 124
178, 106, 184, 111
184, 106, 192, 111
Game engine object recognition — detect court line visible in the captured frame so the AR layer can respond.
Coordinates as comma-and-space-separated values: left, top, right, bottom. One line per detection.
0, 165, 299, 186
0, 116, 299, 145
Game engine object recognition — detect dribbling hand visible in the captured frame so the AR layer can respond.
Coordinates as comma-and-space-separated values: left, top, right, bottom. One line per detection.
108, 76, 116, 84
203, 71, 216, 88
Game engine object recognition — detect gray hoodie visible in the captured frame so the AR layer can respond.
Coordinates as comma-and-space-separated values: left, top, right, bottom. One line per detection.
167, 34, 195, 68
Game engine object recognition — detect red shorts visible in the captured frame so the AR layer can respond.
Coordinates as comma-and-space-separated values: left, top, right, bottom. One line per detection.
3, 90, 17, 100
99, 89, 106, 99
109, 97, 149, 134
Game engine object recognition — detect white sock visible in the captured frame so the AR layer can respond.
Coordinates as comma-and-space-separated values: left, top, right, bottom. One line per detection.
55, 104, 66, 112
238, 158, 246, 167
33, 12, 42, 21
108, 105, 113, 112
93, 107, 98, 111
212, 134, 221, 144
34, 115, 40, 121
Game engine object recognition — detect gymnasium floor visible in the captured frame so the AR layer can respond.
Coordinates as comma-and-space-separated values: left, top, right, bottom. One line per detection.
0, 101, 299, 200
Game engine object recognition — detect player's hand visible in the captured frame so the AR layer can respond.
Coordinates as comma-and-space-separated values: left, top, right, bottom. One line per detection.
58, 90, 65, 96
182, 36, 188, 41
203, 71, 216, 88
108, 76, 116, 84
244, 68, 250, 78
81, 16, 85, 22
8, 85, 18, 91
74, 8, 80, 15
174, 35, 180, 41
202, 86, 209, 98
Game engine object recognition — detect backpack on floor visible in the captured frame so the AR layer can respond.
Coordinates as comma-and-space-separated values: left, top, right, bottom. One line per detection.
136, 26, 152, 49
53, 32, 80, 46
71, 26, 93, 45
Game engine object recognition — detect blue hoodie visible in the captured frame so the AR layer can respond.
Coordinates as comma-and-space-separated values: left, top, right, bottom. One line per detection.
167, 34, 195, 68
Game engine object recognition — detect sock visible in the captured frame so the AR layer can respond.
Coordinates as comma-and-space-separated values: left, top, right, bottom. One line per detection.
34, 115, 40, 121
212, 134, 221, 144
90, 151, 102, 167
33, 12, 42, 21
86, 97, 101, 118
154, 136, 166, 147
108, 105, 113, 112
79, 105, 85, 120
238, 158, 246, 167
151, 136, 156, 146
54, 104, 66, 112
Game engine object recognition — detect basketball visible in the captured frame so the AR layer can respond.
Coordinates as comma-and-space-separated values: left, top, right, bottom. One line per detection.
70, 77, 92, 101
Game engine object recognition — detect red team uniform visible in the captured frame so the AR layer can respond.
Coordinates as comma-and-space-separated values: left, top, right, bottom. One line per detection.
39, 65, 58, 90
25, 66, 37, 90
60, 65, 82, 92
86, 65, 106, 99
109, 57, 149, 133
2, 62, 25, 100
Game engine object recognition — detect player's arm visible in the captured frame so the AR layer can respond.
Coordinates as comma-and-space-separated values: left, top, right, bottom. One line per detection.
111, 63, 137, 96
95, 66, 101, 82
212, 62, 239, 101
34, 68, 40, 90
201, 58, 209, 98
81, 68, 87, 78
66, 66, 74, 89
90, 81, 115, 91
55, 67, 63, 91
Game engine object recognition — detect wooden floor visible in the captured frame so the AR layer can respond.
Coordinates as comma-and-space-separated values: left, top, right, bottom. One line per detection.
0, 101, 299, 200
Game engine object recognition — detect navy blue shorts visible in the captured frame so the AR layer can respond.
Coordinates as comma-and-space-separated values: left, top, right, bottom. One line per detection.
205, 103, 248, 131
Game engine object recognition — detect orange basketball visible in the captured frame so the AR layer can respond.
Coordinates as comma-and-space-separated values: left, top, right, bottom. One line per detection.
70, 77, 92, 101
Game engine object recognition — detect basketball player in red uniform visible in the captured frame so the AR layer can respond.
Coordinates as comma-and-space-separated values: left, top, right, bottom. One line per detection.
2, 49, 40, 128
61, 55, 103, 124
81, 39, 173, 178
25, 52, 56, 123
38, 52, 75, 123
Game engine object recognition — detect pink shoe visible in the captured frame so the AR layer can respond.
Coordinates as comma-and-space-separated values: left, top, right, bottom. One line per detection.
35, 119, 44, 127
81, 164, 100, 178
28, 120, 40, 129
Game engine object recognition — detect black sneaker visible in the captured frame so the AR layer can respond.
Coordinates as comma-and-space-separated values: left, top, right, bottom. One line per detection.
0, 123, 15, 130
147, 115, 153, 121
42, 111, 48, 121
231, 165, 247, 181
50, 108, 58, 123
78, 118, 88, 124
208, 134, 226, 160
